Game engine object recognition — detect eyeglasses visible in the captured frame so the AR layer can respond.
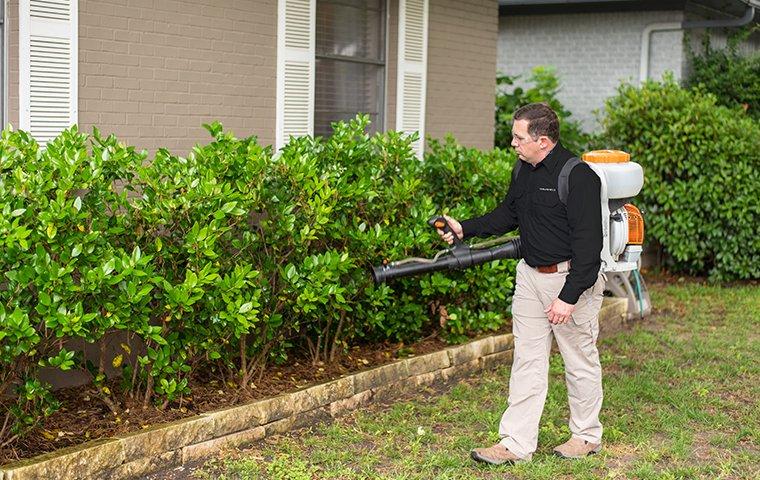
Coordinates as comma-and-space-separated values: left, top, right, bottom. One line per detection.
511, 134, 539, 146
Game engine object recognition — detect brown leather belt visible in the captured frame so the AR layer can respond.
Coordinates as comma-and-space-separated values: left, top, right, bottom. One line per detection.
536, 260, 571, 274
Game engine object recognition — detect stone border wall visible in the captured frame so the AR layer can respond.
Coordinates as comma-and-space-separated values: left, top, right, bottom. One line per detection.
1, 298, 628, 479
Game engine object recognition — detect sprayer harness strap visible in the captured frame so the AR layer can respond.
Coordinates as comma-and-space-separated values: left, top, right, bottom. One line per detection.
511, 156, 583, 206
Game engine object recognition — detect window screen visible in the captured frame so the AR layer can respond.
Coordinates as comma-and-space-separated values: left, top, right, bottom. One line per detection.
315, 0, 386, 137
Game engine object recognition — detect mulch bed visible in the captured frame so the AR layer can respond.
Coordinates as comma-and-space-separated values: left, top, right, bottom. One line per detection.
1, 328, 507, 465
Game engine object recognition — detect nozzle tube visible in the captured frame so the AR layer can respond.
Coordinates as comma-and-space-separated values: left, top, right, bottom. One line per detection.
371, 238, 522, 284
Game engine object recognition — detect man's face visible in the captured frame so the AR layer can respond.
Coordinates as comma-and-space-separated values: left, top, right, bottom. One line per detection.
511, 119, 546, 165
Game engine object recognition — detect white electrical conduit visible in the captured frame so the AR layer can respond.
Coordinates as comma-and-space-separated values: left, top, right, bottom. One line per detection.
639, 5, 756, 83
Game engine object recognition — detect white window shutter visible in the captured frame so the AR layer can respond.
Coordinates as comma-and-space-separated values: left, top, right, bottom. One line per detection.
19, 0, 78, 144
276, 0, 315, 151
396, 0, 428, 158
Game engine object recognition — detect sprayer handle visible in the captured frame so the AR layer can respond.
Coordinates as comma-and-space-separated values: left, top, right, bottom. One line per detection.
428, 216, 463, 246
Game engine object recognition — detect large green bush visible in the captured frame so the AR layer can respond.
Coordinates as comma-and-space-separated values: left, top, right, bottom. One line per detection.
0, 117, 518, 446
685, 28, 760, 120
600, 76, 760, 280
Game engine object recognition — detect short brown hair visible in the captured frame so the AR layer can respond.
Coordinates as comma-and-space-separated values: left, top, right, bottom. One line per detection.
513, 103, 560, 143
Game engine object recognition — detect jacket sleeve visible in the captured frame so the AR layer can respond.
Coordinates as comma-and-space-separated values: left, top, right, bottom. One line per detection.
559, 164, 603, 304
460, 182, 519, 240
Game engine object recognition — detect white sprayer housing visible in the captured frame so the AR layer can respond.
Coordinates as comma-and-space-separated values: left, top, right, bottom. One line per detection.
582, 150, 645, 273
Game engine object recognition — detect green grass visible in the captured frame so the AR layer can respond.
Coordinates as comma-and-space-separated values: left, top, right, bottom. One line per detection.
195, 282, 760, 479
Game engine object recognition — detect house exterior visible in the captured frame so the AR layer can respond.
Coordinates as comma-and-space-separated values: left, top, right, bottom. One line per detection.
5, 0, 498, 155
498, 0, 760, 130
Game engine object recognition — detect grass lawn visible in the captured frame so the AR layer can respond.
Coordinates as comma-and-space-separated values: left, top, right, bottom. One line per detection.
194, 281, 760, 479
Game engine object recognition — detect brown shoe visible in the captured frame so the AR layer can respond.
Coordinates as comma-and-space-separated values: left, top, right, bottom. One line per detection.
470, 443, 523, 465
553, 437, 602, 459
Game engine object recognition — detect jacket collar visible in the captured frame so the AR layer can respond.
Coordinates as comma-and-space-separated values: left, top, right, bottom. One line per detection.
534, 141, 564, 173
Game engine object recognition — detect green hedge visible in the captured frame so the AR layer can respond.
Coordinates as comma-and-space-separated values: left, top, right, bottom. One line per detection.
685, 28, 760, 120
0, 117, 518, 445
600, 76, 760, 280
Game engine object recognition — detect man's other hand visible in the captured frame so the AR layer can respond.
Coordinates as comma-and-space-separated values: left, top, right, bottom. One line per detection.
436, 215, 464, 245
544, 298, 575, 325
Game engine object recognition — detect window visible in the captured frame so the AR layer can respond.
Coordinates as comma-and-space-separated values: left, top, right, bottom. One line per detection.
315, 0, 386, 137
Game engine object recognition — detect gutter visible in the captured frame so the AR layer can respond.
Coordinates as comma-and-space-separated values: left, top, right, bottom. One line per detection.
639, 4, 756, 82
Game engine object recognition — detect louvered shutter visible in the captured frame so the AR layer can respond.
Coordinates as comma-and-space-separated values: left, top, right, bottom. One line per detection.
396, 0, 428, 158
19, 0, 78, 144
276, 0, 315, 151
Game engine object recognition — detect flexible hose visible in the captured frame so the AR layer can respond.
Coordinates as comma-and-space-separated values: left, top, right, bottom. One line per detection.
390, 234, 518, 266
632, 268, 644, 318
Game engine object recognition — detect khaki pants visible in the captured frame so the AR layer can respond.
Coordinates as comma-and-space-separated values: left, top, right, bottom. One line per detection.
498, 259, 605, 460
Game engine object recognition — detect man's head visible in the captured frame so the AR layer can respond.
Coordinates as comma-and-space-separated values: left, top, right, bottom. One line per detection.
511, 103, 559, 165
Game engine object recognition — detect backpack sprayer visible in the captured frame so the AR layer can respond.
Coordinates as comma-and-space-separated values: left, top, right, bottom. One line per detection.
371, 150, 652, 318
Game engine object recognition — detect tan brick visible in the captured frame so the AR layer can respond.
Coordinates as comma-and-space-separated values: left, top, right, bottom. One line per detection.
102, 88, 129, 100
164, 80, 189, 93
85, 50, 113, 64
139, 79, 165, 92
84, 2, 115, 16
113, 125, 142, 137
164, 57, 190, 70
130, 0, 157, 9
101, 15, 129, 30
139, 102, 164, 114
128, 17, 154, 32
84, 75, 111, 88
79, 111, 100, 124
114, 77, 140, 90
201, 27, 224, 41
181, 426, 265, 464
100, 64, 129, 77
113, 5, 142, 19
189, 60, 212, 72
79, 37, 102, 51
154, 69, 179, 81
127, 113, 153, 125
85, 99, 116, 112
101, 112, 127, 125
2, 439, 124, 480
79, 12, 101, 27
127, 90, 154, 104
140, 126, 164, 137
101, 40, 130, 54
165, 126, 188, 137
141, 57, 166, 69
118, 415, 214, 463
163, 91, 191, 104
154, 115, 178, 126
112, 53, 140, 66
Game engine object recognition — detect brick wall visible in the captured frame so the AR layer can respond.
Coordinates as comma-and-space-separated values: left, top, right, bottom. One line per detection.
9, 0, 277, 154
498, 10, 685, 131
8, 0, 498, 153
425, 0, 497, 150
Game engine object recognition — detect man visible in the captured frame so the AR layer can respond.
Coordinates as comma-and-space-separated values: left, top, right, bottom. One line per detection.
437, 103, 605, 464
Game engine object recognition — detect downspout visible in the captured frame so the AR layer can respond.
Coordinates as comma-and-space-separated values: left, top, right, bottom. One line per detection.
639, 5, 756, 82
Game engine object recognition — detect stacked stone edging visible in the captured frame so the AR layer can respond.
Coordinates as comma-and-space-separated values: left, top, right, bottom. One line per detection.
1, 298, 627, 479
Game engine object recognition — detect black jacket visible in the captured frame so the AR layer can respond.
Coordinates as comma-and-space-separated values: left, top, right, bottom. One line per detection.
461, 142, 602, 304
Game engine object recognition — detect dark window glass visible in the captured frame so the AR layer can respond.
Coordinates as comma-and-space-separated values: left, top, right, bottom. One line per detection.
315, 0, 386, 137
